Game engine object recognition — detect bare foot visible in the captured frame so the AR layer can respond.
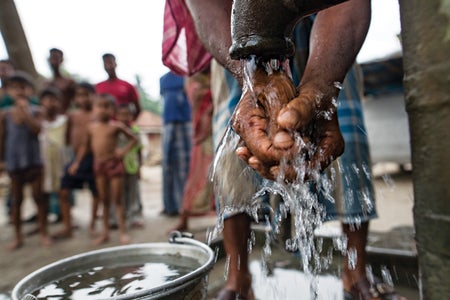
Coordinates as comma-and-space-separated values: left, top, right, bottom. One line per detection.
52, 229, 73, 240
89, 226, 99, 238
41, 235, 53, 247
130, 220, 145, 229
93, 234, 110, 246
7, 239, 23, 251
219, 274, 255, 300
167, 222, 187, 234
25, 226, 39, 236
89, 222, 96, 234
120, 234, 131, 245
216, 288, 255, 300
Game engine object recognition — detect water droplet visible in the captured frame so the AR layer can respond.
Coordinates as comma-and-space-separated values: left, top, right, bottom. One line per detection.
382, 174, 396, 190
347, 247, 357, 270
381, 265, 394, 287
334, 81, 343, 90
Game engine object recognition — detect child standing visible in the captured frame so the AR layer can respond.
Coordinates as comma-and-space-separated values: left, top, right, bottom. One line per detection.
72, 93, 138, 245
0, 72, 51, 250
39, 87, 68, 223
54, 82, 98, 239
116, 104, 144, 228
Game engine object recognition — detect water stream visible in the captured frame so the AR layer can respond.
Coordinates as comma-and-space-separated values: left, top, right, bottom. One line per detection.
209, 57, 339, 297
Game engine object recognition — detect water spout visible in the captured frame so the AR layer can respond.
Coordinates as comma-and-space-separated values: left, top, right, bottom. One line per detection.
229, 0, 348, 60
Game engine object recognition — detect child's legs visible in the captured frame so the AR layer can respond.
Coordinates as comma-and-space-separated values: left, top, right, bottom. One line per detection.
10, 176, 24, 243
95, 176, 110, 237
90, 195, 100, 230
123, 174, 132, 218
127, 174, 141, 219
29, 168, 48, 237
111, 176, 126, 234
58, 188, 72, 234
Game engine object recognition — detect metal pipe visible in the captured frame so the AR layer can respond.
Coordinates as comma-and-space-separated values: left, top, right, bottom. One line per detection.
229, 0, 347, 60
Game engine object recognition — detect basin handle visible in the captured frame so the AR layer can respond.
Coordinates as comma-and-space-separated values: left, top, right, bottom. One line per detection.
169, 230, 195, 243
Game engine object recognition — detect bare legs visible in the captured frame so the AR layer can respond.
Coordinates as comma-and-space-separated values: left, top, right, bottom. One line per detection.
220, 216, 369, 299
8, 169, 51, 250
8, 178, 24, 250
110, 176, 130, 244
170, 211, 188, 232
54, 188, 73, 239
31, 173, 52, 247
342, 221, 369, 292
221, 213, 255, 300
95, 175, 129, 245
89, 194, 99, 235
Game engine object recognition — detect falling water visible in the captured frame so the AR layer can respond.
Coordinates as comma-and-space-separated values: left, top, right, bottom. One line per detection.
209, 57, 340, 298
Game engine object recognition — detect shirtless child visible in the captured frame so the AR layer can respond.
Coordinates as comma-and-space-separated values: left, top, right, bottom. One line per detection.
54, 82, 98, 239
72, 93, 138, 245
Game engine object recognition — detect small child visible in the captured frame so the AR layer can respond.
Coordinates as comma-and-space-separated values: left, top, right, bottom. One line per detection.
72, 93, 138, 245
54, 82, 98, 239
39, 87, 68, 223
116, 104, 144, 228
0, 72, 51, 250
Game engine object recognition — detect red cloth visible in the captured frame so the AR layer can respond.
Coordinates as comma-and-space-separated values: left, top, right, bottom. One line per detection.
94, 158, 124, 178
96, 79, 139, 107
162, 0, 212, 76
181, 74, 214, 215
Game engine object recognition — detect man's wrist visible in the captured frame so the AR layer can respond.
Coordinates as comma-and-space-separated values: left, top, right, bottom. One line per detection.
298, 80, 341, 111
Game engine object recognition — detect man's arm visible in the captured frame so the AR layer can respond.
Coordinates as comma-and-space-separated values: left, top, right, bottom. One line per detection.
301, 0, 371, 92
278, 0, 371, 139
185, 0, 242, 82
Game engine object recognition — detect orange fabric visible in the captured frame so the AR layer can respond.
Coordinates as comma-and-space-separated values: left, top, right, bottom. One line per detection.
181, 72, 215, 215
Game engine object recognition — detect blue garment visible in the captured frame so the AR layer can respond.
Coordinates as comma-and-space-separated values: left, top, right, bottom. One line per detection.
4, 108, 42, 172
160, 71, 192, 214
160, 71, 191, 124
162, 122, 192, 214
60, 153, 97, 195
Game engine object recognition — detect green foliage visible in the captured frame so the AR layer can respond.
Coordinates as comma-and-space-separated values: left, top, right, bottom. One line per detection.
135, 74, 162, 115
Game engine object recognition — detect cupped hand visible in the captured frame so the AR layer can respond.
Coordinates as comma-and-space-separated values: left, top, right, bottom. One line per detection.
233, 71, 345, 182
276, 82, 345, 177
232, 68, 300, 166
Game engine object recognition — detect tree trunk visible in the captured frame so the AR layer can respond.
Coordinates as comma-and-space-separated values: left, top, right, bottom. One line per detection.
0, 0, 40, 82
399, 0, 450, 299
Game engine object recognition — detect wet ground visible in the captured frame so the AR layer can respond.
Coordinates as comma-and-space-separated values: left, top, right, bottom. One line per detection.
0, 163, 418, 299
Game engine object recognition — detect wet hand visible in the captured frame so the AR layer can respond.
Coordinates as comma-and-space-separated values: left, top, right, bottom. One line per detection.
234, 73, 344, 181
232, 69, 300, 166
276, 82, 345, 177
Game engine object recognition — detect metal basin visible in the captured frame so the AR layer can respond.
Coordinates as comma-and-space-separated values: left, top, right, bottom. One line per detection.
12, 234, 215, 300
